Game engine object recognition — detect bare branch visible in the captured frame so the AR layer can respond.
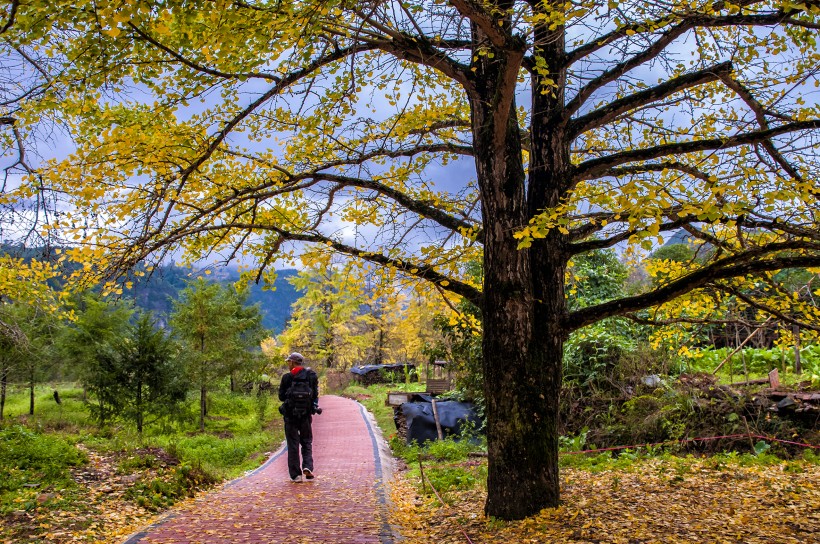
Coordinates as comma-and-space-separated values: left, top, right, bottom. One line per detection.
450, 0, 509, 47
719, 73, 805, 182
142, 41, 377, 241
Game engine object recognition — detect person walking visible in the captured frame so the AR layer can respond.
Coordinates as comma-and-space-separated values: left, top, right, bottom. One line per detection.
278, 352, 319, 482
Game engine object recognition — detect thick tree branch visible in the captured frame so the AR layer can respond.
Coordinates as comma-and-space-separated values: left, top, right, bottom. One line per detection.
565, 0, 790, 65
569, 61, 733, 138
740, 216, 820, 242
317, 173, 479, 235
568, 213, 694, 252
0, 0, 18, 34
119, 217, 483, 305
565, 23, 692, 119
566, 252, 820, 332
603, 161, 714, 183
572, 120, 820, 182
624, 314, 764, 328
564, 6, 814, 119
720, 283, 820, 333
126, 22, 280, 81
280, 230, 482, 304
450, 0, 509, 47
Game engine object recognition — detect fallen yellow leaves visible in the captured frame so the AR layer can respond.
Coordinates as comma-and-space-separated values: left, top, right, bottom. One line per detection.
389, 457, 820, 543
0, 446, 209, 544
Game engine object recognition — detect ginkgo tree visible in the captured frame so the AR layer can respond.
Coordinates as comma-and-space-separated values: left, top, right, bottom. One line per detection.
4, 0, 820, 519
278, 265, 375, 368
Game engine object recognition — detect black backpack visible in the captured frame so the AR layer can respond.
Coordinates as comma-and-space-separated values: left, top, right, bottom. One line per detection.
288, 371, 314, 418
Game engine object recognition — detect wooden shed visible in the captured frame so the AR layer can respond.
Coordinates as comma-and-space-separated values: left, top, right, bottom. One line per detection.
425, 360, 453, 394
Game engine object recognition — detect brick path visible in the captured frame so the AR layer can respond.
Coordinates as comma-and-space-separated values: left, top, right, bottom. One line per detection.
125, 395, 394, 543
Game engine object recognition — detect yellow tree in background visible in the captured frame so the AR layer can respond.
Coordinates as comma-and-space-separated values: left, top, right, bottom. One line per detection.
3, 0, 820, 518
0, 256, 70, 418
277, 265, 442, 370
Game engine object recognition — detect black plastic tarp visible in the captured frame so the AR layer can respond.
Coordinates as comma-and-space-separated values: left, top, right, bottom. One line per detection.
349, 363, 415, 375
396, 398, 482, 444
349, 363, 417, 384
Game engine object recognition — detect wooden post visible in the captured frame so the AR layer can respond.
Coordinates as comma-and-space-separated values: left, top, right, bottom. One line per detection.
431, 398, 444, 440
419, 455, 426, 493
712, 317, 773, 375
793, 324, 802, 375
742, 416, 757, 453
768, 369, 780, 389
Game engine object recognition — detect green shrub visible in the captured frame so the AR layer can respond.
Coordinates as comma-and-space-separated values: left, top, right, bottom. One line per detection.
424, 465, 481, 493
151, 432, 275, 477
124, 463, 218, 511
426, 438, 472, 462
0, 426, 87, 513
0, 425, 86, 486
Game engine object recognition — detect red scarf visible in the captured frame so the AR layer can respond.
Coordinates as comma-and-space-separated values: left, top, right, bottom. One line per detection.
290, 366, 304, 375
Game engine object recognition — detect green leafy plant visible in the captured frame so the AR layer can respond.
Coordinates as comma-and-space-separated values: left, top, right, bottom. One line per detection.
125, 462, 217, 511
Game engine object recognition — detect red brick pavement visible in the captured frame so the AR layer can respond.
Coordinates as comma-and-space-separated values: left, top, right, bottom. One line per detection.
126, 395, 394, 544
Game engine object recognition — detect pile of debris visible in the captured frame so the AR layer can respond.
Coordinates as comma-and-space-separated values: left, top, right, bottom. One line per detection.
350, 363, 417, 385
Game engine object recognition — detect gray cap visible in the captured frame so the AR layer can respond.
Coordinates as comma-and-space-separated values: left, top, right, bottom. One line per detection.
286, 352, 304, 364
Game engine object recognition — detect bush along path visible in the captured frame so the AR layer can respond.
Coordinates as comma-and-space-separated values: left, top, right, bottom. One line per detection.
124, 395, 395, 544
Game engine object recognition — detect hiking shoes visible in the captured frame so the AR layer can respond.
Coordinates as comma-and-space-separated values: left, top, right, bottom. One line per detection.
290, 475, 303, 483
302, 467, 315, 481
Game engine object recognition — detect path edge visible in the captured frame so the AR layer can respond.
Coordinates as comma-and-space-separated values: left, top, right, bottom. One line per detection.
120, 442, 288, 544
356, 398, 402, 544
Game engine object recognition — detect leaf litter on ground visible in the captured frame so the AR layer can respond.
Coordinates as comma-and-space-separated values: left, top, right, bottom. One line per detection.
388, 455, 820, 543
0, 444, 214, 543
5, 441, 818, 544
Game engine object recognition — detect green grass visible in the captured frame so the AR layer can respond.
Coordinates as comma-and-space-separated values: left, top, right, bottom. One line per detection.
0, 424, 87, 515
0, 383, 285, 517
682, 345, 820, 385
342, 381, 426, 438
340, 381, 488, 499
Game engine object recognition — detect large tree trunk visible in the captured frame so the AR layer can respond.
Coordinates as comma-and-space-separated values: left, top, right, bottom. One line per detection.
472, 16, 570, 519
471, 48, 562, 519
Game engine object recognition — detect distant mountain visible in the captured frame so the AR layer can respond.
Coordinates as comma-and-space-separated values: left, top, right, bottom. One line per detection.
0, 245, 303, 334
125, 265, 303, 333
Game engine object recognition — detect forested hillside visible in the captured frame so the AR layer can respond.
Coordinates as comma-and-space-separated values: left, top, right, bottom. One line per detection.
125, 265, 301, 333
0, 246, 301, 333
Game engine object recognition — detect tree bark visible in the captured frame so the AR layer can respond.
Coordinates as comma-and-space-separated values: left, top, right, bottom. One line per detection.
200, 384, 206, 432
470, 11, 570, 518
29, 371, 34, 415
0, 363, 7, 420
468, 26, 563, 516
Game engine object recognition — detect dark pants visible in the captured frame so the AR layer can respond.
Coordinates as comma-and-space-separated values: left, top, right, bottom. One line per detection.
284, 416, 313, 479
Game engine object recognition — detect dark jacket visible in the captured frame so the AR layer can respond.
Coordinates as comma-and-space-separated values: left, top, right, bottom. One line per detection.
278, 367, 319, 419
